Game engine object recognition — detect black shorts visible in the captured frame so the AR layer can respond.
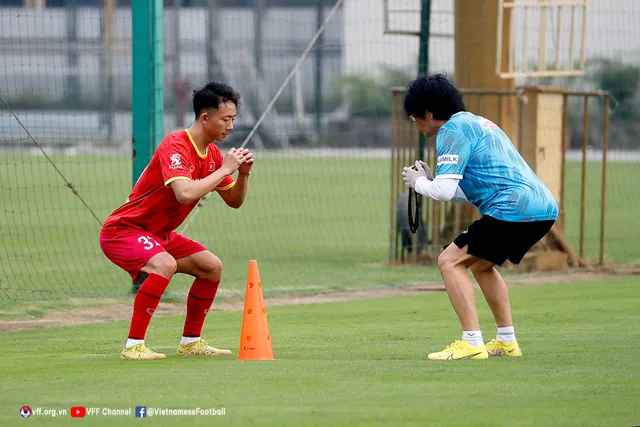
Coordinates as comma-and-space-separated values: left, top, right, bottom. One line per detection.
453, 216, 555, 266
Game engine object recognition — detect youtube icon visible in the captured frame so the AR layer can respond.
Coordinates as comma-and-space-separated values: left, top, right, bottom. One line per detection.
70, 406, 86, 418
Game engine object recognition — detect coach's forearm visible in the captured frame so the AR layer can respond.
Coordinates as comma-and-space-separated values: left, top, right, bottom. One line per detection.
226, 172, 250, 208
172, 169, 230, 204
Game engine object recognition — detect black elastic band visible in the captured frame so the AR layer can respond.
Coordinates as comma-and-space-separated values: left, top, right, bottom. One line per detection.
408, 188, 420, 234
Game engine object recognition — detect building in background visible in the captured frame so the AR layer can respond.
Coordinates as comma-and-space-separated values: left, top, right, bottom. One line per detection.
0, 0, 343, 148
1, 0, 639, 149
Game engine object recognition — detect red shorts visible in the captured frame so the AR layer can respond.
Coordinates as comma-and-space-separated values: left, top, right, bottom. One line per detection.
100, 228, 206, 280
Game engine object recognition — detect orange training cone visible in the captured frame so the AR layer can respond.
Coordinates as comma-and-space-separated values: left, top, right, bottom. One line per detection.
238, 260, 274, 360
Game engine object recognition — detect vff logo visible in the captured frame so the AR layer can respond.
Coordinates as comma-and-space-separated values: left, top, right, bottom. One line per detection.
20, 406, 32, 418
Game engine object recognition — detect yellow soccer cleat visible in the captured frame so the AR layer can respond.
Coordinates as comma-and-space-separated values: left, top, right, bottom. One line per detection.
485, 339, 523, 357
428, 340, 488, 360
177, 339, 232, 356
120, 343, 166, 360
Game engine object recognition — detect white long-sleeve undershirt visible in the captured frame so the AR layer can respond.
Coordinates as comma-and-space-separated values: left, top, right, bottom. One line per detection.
414, 176, 470, 204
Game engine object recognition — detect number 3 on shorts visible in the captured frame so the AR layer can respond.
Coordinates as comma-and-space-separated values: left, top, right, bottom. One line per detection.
137, 235, 161, 251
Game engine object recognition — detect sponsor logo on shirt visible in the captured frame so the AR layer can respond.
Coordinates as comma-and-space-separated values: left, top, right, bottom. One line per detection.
170, 153, 183, 169
437, 155, 459, 165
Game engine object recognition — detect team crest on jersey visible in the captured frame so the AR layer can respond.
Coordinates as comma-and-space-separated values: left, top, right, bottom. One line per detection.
209, 161, 215, 171
437, 155, 459, 165
170, 153, 183, 169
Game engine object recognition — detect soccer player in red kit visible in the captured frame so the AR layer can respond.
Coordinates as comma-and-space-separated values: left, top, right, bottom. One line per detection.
100, 82, 253, 360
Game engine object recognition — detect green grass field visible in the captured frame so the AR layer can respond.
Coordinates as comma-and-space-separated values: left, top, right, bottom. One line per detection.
1, 153, 638, 309
0, 153, 443, 304
1, 277, 639, 426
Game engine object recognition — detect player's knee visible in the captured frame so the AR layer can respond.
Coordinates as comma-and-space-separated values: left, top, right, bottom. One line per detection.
145, 252, 177, 278
199, 252, 222, 281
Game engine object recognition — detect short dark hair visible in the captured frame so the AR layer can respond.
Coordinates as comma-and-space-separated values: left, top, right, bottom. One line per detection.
402, 74, 466, 120
192, 81, 241, 119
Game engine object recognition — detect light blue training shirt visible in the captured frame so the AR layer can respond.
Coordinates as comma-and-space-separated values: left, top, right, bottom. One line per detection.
435, 111, 559, 222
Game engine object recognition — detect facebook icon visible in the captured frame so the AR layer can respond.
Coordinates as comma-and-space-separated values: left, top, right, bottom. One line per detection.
135, 406, 147, 418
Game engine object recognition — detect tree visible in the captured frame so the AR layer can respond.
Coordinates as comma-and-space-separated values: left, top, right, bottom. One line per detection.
328, 66, 415, 118
591, 58, 640, 120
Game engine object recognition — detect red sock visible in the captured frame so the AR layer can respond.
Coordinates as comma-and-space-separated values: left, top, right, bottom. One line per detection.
128, 273, 171, 340
182, 279, 220, 337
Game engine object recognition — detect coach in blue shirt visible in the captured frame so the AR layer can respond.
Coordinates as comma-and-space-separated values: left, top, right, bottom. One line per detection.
402, 74, 558, 361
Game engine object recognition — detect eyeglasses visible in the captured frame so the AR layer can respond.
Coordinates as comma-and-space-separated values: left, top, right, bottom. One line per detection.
409, 115, 416, 123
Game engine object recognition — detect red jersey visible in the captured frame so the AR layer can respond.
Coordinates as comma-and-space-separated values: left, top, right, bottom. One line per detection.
102, 129, 234, 237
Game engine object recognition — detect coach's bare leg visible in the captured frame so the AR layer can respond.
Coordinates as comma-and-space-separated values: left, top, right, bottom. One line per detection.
470, 260, 513, 327
437, 244, 481, 331
140, 252, 178, 279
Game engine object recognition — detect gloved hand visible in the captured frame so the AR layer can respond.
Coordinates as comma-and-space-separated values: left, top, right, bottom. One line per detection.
402, 160, 433, 189
417, 160, 434, 181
